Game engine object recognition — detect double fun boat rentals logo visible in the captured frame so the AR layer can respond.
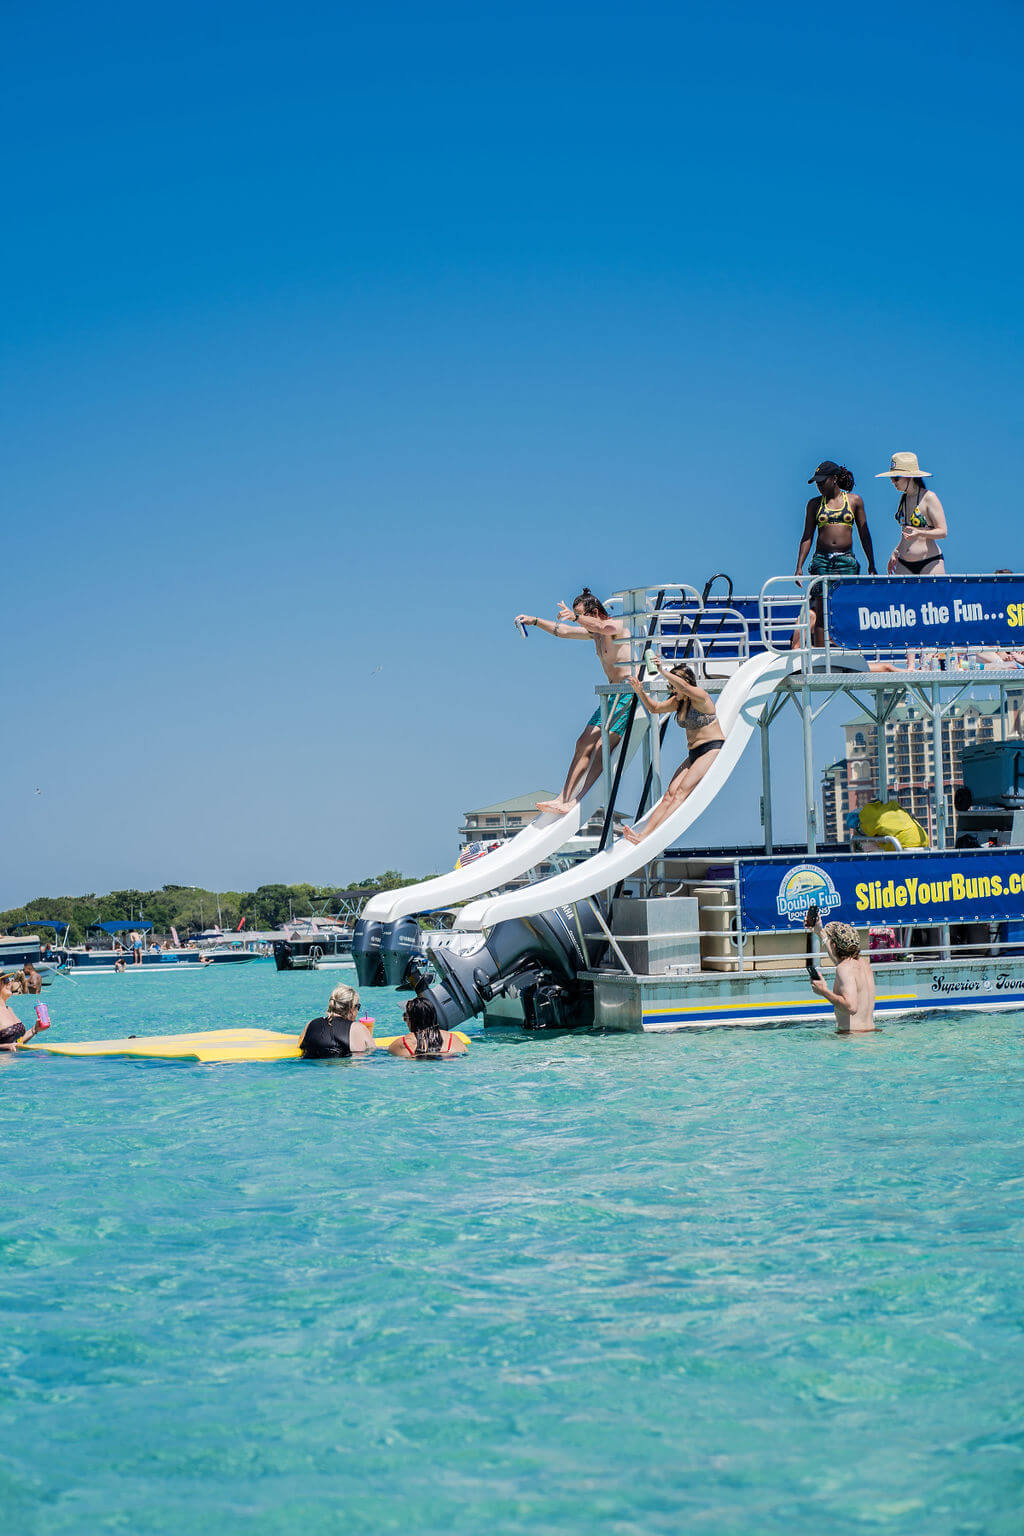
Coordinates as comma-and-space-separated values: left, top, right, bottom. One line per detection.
776, 864, 842, 924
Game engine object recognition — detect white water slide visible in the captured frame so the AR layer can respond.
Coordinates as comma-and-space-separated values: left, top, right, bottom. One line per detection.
361, 714, 651, 923
455, 650, 799, 932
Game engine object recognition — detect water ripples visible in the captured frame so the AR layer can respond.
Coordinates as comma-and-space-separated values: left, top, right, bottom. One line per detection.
1, 969, 1023, 1532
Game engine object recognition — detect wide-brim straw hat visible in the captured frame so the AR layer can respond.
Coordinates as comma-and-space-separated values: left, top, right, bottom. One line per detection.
876, 451, 931, 479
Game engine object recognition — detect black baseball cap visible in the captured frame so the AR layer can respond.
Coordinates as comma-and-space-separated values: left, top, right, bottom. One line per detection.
808, 461, 841, 484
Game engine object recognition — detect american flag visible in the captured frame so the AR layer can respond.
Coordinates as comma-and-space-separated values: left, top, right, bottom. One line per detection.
456, 839, 502, 869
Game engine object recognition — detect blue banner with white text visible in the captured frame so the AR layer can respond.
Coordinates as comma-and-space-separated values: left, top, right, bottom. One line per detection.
739, 851, 1024, 932
825, 575, 1024, 652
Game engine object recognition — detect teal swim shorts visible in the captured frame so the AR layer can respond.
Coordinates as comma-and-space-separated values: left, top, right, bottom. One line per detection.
588, 691, 634, 737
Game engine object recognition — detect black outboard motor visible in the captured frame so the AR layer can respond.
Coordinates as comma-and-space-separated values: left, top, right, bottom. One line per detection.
351, 917, 386, 989
417, 903, 607, 1033
380, 916, 429, 988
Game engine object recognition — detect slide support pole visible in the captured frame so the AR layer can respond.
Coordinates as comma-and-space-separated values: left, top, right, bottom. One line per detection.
600, 693, 612, 821
932, 680, 950, 961
760, 716, 773, 854
801, 682, 817, 855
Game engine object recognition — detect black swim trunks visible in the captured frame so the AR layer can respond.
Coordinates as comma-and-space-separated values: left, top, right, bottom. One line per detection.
300, 1016, 354, 1059
685, 738, 725, 769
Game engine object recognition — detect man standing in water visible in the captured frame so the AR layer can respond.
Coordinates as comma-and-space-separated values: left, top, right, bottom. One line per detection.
806, 916, 876, 1033
514, 588, 634, 815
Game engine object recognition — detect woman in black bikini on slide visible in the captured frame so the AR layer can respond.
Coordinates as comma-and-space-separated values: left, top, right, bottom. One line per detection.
622, 662, 725, 844
877, 451, 947, 575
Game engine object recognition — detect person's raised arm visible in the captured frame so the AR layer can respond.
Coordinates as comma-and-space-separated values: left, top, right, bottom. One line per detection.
514, 612, 589, 639
814, 918, 846, 968
627, 675, 676, 714
556, 601, 622, 638
655, 662, 713, 713
853, 496, 877, 574
795, 500, 817, 577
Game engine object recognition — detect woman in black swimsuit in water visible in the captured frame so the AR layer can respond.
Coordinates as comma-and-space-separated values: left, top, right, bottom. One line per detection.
300, 983, 375, 1059
622, 662, 725, 844
876, 451, 947, 575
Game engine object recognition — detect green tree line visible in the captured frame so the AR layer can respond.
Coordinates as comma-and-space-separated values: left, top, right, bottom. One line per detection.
0, 872, 424, 945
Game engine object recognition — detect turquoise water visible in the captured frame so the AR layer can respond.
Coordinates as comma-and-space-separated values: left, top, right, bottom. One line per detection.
2, 964, 1023, 1534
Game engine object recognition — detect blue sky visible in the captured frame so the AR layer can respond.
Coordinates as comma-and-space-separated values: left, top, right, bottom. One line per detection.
2, 0, 1021, 904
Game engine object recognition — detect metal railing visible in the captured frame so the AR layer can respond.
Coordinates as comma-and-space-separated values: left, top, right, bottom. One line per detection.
607, 585, 752, 671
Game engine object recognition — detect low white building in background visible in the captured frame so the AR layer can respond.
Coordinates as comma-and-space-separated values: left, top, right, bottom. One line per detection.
459, 791, 555, 851
458, 791, 628, 882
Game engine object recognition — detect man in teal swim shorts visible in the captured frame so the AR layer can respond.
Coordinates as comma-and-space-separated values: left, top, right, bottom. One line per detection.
514, 587, 635, 815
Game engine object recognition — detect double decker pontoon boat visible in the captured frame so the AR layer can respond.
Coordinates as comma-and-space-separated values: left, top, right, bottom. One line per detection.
354, 573, 1024, 1034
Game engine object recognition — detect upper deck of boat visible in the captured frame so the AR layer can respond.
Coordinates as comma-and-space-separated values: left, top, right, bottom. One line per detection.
591, 573, 1024, 699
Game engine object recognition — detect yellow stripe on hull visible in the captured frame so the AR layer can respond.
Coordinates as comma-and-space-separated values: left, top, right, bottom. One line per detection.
643, 993, 916, 1018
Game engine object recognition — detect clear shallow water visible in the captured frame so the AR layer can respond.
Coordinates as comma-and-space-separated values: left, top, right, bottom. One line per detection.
2, 965, 1023, 1535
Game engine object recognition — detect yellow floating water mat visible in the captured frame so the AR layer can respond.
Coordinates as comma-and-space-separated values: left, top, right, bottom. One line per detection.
23, 1027, 470, 1064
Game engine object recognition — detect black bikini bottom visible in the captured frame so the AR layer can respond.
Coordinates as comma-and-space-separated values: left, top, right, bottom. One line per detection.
897, 555, 944, 575
685, 738, 725, 769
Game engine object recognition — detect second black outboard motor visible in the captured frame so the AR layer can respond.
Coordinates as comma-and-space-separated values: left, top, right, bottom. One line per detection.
416, 903, 607, 1033
351, 917, 386, 989
380, 916, 429, 988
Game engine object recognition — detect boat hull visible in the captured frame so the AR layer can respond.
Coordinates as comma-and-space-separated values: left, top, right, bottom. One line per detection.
589, 957, 1024, 1031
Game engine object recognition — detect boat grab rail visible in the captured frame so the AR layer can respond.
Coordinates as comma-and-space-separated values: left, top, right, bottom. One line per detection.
758, 575, 818, 657
649, 607, 751, 668
601, 587, 752, 670
757, 571, 1024, 674
606, 584, 749, 667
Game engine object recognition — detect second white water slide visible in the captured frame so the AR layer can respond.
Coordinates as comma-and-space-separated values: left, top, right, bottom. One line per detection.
455, 650, 798, 931
360, 713, 650, 923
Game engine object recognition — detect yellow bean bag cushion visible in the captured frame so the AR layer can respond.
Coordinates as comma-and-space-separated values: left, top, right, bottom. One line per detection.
858, 799, 928, 848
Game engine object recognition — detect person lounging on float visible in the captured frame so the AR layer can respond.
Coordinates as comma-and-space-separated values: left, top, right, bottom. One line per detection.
514, 588, 633, 815
299, 983, 376, 1059
621, 661, 725, 845
388, 996, 467, 1059
792, 461, 876, 647
877, 452, 947, 575
0, 973, 52, 1052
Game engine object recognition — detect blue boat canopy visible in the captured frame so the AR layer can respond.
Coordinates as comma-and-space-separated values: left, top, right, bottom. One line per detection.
90, 920, 154, 934
8, 919, 70, 932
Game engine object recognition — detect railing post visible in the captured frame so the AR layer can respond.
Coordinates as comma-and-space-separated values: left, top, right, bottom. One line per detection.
600, 691, 612, 821
932, 682, 946, 850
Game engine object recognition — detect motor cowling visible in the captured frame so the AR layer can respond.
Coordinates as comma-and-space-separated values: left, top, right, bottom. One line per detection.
351, 918, 386, 989
417, 903, 606, 1032
380, 916, 428, 988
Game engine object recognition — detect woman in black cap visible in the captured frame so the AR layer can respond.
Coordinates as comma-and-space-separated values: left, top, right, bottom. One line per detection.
792, 461, 876, 646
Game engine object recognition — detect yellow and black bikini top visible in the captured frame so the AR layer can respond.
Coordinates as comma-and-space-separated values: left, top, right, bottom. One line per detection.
816, 490, 854, 529
896, 492, 929, 530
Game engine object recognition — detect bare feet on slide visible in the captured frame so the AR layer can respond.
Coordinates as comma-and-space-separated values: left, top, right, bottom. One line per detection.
621, 825, 643, 845
537, 798, 575, 815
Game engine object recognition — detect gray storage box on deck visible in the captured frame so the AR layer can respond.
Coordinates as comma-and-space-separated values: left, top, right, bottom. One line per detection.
610, 897, 700, 976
